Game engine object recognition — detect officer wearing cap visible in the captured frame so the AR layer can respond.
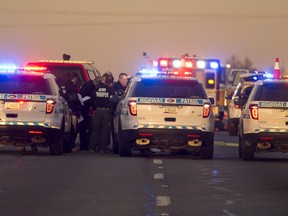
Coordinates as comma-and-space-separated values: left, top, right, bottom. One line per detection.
89, 74, 117, 153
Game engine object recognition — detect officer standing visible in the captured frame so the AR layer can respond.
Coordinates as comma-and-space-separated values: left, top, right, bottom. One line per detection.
78, 77, 102, 151
89, 75, 117, 153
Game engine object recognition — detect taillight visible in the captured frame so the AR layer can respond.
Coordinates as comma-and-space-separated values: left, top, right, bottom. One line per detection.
203, 103, 211, 118
46, 99, 56, 114
249, 104, 258, 119
128, 100, 137, 116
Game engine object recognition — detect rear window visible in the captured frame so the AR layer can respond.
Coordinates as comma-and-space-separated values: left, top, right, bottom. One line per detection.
46, 66, 86, 88
130, 78, 207, 99
0, 75, 51, 95
253, 83, 288, 101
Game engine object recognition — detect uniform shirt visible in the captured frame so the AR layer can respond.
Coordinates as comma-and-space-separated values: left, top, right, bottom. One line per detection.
113, 81, 127, 97
90, 82, 117, 110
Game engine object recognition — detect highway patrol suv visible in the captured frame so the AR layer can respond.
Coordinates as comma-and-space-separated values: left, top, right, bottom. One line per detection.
239, 78, 288, 160
113, 71, 215, 158
228, 73, 265, 136
0, 66, 74, 155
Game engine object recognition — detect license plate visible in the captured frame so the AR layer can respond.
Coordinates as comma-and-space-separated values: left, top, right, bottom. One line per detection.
164, 106, 177, 114
5, 102, 20, 110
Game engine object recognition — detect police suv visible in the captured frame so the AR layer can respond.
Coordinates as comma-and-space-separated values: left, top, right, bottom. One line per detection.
0, 67, 74, 155
228, 73, 265, 136
239, 78, 288, 160
113, 71, 215, 159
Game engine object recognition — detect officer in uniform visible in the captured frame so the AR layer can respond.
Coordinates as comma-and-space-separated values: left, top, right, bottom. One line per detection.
89, 75, 117, 153
78, 77, 102, 151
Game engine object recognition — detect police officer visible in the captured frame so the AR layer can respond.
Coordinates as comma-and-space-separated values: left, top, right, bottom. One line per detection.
78, 77, 102, 151
89, 75, 117, 153
113, 72, 129, 97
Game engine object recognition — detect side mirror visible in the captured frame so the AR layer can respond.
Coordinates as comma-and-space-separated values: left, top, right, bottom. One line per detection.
209, 97, 215, 105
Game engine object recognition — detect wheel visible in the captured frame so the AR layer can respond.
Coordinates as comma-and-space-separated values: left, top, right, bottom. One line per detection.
119, 135, 132, 157
200, 141, 214, 159
228, 119, 238, 136
49, 130, 63, 156
241, 137, 255, 161
63, 124, 76, 153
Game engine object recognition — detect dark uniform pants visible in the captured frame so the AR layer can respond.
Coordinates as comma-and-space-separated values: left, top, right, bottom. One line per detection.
89, 109, 111, 151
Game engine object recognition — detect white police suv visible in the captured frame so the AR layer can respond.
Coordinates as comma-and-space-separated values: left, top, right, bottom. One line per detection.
228, 73, 265, 136
0, 67, 74, 155
113, 73, 215, 159
239, 78, 288, 160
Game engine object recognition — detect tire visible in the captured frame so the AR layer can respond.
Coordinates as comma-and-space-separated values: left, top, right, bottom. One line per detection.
200, 141, 214, 159
241, 137, 255, 161
49, 130, 63, 156
228, 119, 238, 136
63, 124, 76, 153
119, 135, 132, 157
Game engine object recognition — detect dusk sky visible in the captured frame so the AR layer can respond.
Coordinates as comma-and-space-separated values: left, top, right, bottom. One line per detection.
0, 0, 287, 77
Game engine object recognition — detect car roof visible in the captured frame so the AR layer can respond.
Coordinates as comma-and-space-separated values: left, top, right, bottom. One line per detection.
0, 71, 55, 79
255, 78, 288, 86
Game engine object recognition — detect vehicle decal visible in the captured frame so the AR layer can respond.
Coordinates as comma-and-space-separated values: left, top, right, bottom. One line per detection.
133, 124, 207, 131
137, 97, 204, 105
258, 101, 287, 108
0, 121, 50, 126
0, 94, 46, 101
255, 129, 288, 133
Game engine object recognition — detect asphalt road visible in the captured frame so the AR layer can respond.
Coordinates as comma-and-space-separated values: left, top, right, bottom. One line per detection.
0, 131, 288, 216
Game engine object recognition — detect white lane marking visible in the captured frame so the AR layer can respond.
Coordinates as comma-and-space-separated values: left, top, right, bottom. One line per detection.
215, 141, 238, 147
156, 196, 171, 206
153, 159, 163, 164
158, 166, 163, 169
154, 173, 164, 179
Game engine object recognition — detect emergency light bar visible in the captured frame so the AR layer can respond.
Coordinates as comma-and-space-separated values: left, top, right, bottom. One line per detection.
0, 64, 18, 72
39, 60, 94, 64
157, 58, 220, 71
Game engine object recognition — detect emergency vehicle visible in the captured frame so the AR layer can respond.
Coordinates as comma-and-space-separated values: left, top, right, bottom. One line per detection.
239, 78, 288, 160
0, 65, 75, 155
113, 72, 215, 159
25, 59, 101, 88
227, 73, 266, 136
143, 54, 224, 124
